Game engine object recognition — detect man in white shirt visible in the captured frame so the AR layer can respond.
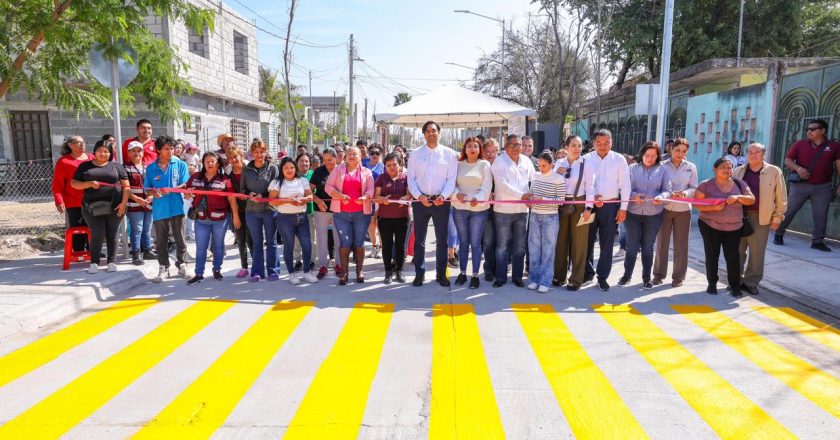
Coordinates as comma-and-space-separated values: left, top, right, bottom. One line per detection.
491, 134, 536, 288
407, 121, 460, 287
583, 129, 631, 291
481, 138, 500, 281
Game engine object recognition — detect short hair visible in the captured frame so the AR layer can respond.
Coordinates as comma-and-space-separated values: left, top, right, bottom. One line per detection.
154, 135, 176, 151
226, 146, 244, 159
356, 139, 368, 147
199, 151, 219, 173
809, 119, 828, 130
422, 121, 440, 133
713, 156, 732, 168
101, 133, 114, 141
92, 139, 113, 158
322, 147, 337, 158
538, 151, 554, 164
136, 119, 152, 128
475, 134, 486, 142
296, 152, 311, 163
278, 156, 301, 178
637, 141, 662, 164
565, 135, 581, 146
727, 141, 742, 155
747, 142, 766, 153
673, 137, 689, 148
521, 135, 533, 142
249, 139, 267, 152
593, 129, 612, 140
482, 138, 500, 150
297, 144, 307, 149
383, 152, 400, 165
505, 134, 520, 146
458, 136, 485, 161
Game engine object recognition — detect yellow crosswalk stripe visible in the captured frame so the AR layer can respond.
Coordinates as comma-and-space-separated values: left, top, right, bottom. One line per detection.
0, 299, 158, 389
595, 304, 796, 438
752, 306, 840, 353
0, 300, 235, 440
429, 304, 505, 440
132, 301, 315, 440
673, 305, 840, 419
283, 303, 394, 440
513, 304, 648, 439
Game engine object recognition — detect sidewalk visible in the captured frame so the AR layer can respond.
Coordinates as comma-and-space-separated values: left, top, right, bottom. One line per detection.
1, 222, 838, 341
684, 220, 840, 317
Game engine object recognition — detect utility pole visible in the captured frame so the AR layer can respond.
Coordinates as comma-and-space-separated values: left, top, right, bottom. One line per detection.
655, 0, 675, 146
348, 34, 355, 142
363, 98, 368, 141
308, 70, 313, 150
737, 0, 745, 68
500, 19, 506, 99
354, 103, 358, 141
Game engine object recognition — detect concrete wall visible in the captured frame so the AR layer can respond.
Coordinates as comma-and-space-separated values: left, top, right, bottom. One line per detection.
684, 81, 775, 182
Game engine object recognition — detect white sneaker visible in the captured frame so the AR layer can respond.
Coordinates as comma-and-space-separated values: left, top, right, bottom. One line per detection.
289, 272, 300, 285
153, 267, 170, 283
527, 282, 539, 290
177, 264, 188, 278
302, 271, 318, 283
615, 249, 626, 258
538, 285, 551, 294
88, 263, 99, 274
371, 245, 381, 259
107, 263, 117, 272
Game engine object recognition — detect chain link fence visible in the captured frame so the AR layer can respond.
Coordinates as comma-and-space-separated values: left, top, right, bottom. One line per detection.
0, 159, 65, 239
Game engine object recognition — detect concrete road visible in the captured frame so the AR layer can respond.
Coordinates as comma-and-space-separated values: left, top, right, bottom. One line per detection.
1, 244, 839, 439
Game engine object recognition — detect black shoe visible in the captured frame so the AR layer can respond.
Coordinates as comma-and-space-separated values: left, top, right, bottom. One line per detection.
131, 251, 144, 266
565, 284, 580, 291
512, 279, 525, 288
213, 270, 223, 280
437, 275, 451, 287
384, 271, 393, 284
294, 261, 303, 271
730, 288, 744, 298
706, 284, 718, 295
484, 272, 494, 282
617, 275, 631, 286
744, 285, 759, 295
773, 234, 784, 245
187, 275, 204, 285
811, 242, 832, 252
142, 249, 158, 260
642, 281, 653, 290
394, 270, 406, 283
492, 280, 505, 288
455, 273, 468, 286
597, 278, 610, 291
469, 277, 480, 289
412, 274, 424, 287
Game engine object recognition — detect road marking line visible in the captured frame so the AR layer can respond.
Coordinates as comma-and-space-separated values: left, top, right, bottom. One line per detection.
0, 299, 158, 389
429, 303, 505, 440
752, 306, 840, 353
132, 301, 314, 440
595, 304, 795, 438
513, 304, 647, 439
0, 300, 235, 440
674, 305, 840, 419
283, 303, 394, 440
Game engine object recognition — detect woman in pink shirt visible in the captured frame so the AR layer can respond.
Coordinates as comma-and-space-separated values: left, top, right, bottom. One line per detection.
325, 146, 374, 285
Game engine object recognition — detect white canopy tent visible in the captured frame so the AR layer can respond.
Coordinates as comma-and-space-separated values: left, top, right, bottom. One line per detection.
374, 85, 537, 128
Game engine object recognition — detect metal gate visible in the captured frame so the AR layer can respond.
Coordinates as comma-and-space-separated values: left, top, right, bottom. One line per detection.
9, 111, 52, 161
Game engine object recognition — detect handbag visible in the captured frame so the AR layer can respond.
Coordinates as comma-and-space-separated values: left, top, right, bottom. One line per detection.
188, 195, 207, 220
86, 200, 113, 216
561, 159, 585, 216
733, 179, 754, 237
787, 142, 827, 183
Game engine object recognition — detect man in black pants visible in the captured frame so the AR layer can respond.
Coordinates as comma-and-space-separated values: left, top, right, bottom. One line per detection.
407, 121, 459, 287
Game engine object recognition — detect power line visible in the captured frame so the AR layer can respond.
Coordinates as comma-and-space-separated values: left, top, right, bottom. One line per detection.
355, 74, 464, 82
228, 0, 346, 49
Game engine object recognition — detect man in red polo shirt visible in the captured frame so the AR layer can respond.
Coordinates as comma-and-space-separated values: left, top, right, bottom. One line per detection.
121, 119, 157, 165
775, 119, 840, 251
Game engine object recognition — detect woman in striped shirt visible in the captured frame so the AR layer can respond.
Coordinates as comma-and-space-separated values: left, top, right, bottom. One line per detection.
527, 151, 567, 293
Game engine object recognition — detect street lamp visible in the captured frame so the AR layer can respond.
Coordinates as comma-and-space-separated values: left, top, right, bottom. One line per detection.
445, 61, 476, 71
454, 9, 505, 99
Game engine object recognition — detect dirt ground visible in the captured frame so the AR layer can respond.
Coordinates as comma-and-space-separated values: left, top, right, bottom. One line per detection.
0, 200, 65, 263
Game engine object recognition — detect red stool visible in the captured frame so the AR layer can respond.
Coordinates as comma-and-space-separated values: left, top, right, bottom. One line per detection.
63, 226, 92, 270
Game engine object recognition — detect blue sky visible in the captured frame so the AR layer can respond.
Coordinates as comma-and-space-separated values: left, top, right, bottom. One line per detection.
227, 0, 542, 124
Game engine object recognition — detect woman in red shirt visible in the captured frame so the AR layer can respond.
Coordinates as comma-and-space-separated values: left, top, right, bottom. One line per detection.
52, 136, 91, 252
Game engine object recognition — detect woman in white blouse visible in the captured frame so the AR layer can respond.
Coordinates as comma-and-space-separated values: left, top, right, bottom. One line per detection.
269, 156, 318, 285
451, 137, 493, 289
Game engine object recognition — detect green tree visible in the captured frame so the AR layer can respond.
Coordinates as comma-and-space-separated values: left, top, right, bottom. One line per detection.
393, 92, 412, 106
0, 0, 215, 120
798, 0, 840, 57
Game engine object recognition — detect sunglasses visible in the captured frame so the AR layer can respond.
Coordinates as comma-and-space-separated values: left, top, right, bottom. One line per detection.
370, 151, 381, 156
564, 168, 572, 179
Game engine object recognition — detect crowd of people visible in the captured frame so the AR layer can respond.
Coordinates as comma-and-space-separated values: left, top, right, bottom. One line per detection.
51, 118, 840, 296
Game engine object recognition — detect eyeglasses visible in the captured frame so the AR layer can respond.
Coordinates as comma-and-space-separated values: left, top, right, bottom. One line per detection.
70, 140, 86, 145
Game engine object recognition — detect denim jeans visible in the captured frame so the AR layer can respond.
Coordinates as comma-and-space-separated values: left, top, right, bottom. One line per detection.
623, 212, 664, 282
447, 207, 459, 248
412, 203, 450, 276
618, 222, 627, 250
452, 208, 489, 275
528, 213, 560, 287
246, 211, 279, 278
494, 212, 527, 282
194, 219, 227, 276
276, 212, 312, 273
126, 210, 153, 252
333, 211, 372, 248
482, 210, 496, 277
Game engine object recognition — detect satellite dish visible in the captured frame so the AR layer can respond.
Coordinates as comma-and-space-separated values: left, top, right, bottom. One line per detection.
87, 40, 139, 88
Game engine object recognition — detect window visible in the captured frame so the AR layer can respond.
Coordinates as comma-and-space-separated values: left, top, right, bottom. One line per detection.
230, 119, 250, 146
233, 31, 248, 74
188, 26, 209, 58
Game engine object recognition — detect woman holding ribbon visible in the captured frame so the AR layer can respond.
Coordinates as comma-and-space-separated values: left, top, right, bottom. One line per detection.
269, 156, 319, 285
451, 136, 492, 289
325, 146, 375, 285
374, 153, 412, 284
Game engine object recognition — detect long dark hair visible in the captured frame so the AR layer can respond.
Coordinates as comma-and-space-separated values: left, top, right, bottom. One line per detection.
278, 156, 301, 179
458, 136, 485, 161
199, 151, 220, 175
92, 139, 113, 161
